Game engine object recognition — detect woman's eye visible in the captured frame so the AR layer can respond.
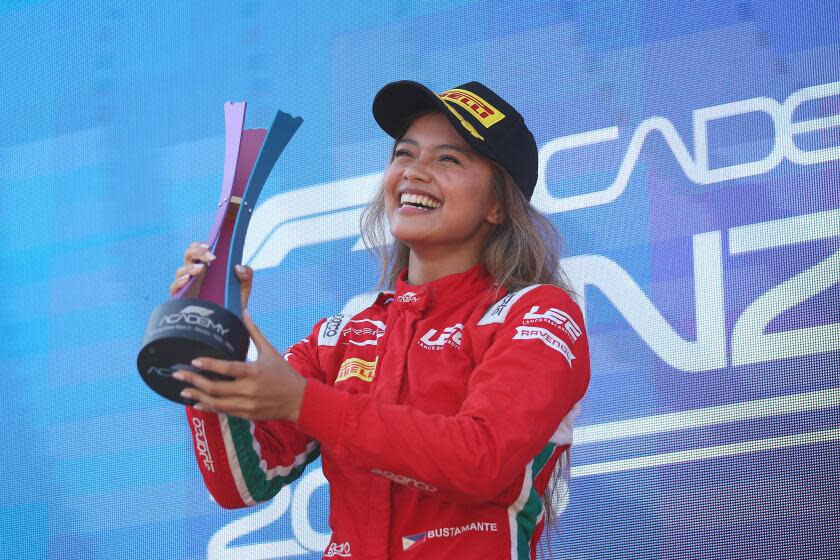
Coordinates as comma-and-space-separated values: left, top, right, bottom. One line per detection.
393, 149, 412, 158
440, 154, 461, 164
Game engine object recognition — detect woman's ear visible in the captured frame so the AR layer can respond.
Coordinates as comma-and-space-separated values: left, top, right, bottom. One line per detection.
487, 205, 505, 225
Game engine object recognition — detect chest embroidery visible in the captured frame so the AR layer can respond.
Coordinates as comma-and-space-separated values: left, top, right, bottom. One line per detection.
341, 318, 386, 346
418, 323, 464, 350
336, 357, 378, 383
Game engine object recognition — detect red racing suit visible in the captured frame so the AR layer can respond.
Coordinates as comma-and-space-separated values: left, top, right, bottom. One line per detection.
185, 264, 590, 559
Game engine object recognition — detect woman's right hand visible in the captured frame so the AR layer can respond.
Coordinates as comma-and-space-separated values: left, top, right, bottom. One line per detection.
169, 242, 254, 309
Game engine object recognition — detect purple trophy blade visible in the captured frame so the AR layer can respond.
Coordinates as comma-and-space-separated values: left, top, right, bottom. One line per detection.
199, 127, 266, 307
174, 101, 246, 299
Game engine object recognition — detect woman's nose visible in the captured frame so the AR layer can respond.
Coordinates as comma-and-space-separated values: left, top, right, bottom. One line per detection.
402, 159, 430, 182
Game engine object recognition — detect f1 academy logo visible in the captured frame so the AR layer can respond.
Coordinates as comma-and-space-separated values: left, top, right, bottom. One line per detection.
159, 305, 230, 336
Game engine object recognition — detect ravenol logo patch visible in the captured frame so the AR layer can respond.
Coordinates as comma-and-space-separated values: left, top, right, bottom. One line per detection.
439, 88, 506, 128
402, 532, 427, 551
336, 357, 377, 383
513, 326, 576, 366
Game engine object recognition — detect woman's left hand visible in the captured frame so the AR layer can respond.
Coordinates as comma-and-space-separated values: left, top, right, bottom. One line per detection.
173, 310, 307, 422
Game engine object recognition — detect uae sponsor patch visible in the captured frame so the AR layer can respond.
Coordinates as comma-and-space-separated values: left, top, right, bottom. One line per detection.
521, 305, 582, 343
418, 323, 463, 350
336, 357, 377, 383
513, 325, 576, 366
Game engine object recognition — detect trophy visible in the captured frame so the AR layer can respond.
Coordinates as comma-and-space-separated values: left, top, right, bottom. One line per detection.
137, 102, 302, 404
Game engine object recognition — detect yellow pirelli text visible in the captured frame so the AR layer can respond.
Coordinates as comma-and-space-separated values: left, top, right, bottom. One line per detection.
336, 357, 378, 383
438, 88, 506, 128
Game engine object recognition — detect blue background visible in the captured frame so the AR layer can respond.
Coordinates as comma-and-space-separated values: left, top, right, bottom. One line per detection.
1, 1, 838, 558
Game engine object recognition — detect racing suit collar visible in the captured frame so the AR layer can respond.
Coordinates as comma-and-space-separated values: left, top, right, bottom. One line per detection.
392, 264, 494, 315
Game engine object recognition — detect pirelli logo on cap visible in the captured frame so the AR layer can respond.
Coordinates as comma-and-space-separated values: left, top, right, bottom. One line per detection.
336, 357, 378, 383
439, 88, 506, 128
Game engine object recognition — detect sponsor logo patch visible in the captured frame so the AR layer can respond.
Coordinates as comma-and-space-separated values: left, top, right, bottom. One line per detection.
372, 468, 438, 493
402, 521, 499, 550
342, 319, 385, 346
191, 417, 214, 472
438, 88, 506, 127
324, 541, 351, 557
336, 357, 378, 383
513, 326, 576, 366
319, 315, 350, 347
418, 323, 463, 350
477, 285, 542, 325
396, 291, 419, 304
522, 306, 582, 343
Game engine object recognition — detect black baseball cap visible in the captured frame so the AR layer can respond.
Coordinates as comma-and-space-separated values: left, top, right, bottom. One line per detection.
372, 80, 539, 200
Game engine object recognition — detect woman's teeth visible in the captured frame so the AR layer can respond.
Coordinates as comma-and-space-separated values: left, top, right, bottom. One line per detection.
400, 192, 441, 209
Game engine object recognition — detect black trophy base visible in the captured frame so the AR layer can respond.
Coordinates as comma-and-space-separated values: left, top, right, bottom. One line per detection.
137, 298, 250, 405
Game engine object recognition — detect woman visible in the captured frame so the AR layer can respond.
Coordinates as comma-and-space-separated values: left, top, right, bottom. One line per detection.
171, 80, 590, 559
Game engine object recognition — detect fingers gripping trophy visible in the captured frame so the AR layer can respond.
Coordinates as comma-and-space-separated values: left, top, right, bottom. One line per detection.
137, 102, 302, 405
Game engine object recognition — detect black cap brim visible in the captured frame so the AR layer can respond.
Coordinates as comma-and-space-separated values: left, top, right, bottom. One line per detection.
373, 80, 446, 138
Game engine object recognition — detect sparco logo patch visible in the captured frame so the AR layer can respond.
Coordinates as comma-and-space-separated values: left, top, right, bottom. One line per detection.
513, 326, 576, 366
522, 306, 582, 342
159, 306, 230, 336
418, 323, 463, 350
191, 417, 214, 472
372, 468, 438, 493
336, 357, 377, 383
324, 541, 351, 557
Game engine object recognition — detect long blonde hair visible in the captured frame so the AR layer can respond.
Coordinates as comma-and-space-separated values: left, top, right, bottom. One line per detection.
359, 123, 574, 555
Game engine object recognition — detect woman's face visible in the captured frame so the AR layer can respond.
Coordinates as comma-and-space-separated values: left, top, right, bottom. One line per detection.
383, 111, 502, 255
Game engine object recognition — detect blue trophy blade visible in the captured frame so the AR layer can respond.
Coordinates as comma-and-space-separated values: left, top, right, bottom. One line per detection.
226, 110, 303, 314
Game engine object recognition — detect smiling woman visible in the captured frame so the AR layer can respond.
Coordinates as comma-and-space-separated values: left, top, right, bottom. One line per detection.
173, 80, 591, 560
381, 112, 501, 282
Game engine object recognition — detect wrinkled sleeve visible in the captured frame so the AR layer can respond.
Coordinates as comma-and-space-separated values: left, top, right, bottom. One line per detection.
296, 286, 590, 504
184, 319, 327, 509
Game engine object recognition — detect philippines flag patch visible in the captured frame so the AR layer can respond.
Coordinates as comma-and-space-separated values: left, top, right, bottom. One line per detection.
402, 532, 427, 551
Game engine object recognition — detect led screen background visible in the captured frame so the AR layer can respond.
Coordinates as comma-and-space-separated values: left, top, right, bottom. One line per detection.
1, 1, 838, 558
